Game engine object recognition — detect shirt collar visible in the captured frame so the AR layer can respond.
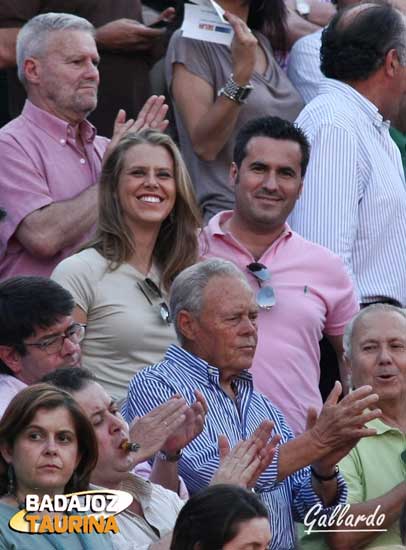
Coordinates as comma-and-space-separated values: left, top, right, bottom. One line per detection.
204, 210, 292, 248
164, 344, 253, 388
319, 79, 390, 132
90, 473, 152, 503
22, 99, 97, 144
366, 416, 404, 435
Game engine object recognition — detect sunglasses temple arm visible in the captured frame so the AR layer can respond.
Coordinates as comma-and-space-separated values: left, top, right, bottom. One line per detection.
137, 282, 153, 305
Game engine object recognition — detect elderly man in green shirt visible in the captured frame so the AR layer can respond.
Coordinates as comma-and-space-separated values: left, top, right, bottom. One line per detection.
301, 304, 406, 549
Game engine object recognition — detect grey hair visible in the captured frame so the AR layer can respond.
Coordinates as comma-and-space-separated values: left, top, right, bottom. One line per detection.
169, 258, 252, 343
343, 303, 406, 358
16, 12, 95, 87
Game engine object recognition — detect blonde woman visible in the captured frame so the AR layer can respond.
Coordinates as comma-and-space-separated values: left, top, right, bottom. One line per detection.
52, 130, 201, 401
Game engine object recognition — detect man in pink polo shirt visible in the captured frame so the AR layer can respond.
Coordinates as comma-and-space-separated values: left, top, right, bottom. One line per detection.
199, 116, 359, 435
0, 12, 167, 279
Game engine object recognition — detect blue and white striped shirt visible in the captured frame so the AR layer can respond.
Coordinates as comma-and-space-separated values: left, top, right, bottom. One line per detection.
289, 79, 406, 305
123, 345, 347, 550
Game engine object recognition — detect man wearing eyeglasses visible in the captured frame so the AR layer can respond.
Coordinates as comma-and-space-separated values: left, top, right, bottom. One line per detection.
0, 275, 83, 418
0, 274, 205, 499
199, 115, 359, 436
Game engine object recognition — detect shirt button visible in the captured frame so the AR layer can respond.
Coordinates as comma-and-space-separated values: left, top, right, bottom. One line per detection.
60, 139, 66, 145
80, 158, 86, 164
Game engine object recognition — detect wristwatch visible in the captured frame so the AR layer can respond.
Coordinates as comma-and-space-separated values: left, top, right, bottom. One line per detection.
311, 465, 339, 482
157, 449, 183, 462
218, 74, 254, 104
296, 0, 311, 17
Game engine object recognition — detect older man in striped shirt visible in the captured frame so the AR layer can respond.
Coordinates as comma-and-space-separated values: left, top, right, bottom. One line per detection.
289, 2, 406, 307
123, 259, 382, 550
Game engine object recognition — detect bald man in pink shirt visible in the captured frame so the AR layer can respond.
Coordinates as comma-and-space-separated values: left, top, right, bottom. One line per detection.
199, 116, 358, 434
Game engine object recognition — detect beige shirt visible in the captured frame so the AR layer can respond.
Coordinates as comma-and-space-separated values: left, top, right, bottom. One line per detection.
52, 248, 177, 400
91, 473, 184, 550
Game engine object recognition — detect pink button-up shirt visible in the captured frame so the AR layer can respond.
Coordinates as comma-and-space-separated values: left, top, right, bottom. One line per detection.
199, 211, 359, 434
0, 100, 109, 279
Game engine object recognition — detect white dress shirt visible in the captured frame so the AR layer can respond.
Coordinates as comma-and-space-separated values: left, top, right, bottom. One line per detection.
290, 79, 406, 305
287, 29, 323, 104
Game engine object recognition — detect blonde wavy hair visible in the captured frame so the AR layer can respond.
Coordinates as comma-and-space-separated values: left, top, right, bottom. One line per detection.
86, 130, 202, 290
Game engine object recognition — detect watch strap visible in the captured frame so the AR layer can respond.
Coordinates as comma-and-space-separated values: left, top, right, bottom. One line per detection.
218, 74, 253, 104
157, 449, 183, 462
311, 465, 339, 482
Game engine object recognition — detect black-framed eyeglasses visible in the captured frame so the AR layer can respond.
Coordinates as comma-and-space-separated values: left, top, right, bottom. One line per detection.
25, 323, 87, 355
137, 278, 172, 325
246, 262, 276, 310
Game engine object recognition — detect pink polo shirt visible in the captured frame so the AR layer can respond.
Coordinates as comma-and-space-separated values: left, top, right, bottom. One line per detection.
0, 374, 27, 418
200, 211, 359, 434
0, 100, 109, 279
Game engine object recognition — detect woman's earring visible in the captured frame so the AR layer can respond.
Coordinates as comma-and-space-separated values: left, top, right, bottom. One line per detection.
7, 464, 15, 496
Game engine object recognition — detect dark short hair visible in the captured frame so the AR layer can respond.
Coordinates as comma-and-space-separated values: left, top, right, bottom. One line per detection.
170, 484, 269, 550
321, 3, 406, 81
233, 116, 310, 177
0, 384, 98, 495
0, 276, 74, 375
42, 366, 96, 392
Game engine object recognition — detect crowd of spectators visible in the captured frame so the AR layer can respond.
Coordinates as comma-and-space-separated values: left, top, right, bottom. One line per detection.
1, 1, 406, 548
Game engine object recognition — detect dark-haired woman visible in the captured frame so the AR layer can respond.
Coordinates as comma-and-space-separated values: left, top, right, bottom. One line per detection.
170, 484, 271, 550
0, 384, 113, 549
166, 0, 304, 221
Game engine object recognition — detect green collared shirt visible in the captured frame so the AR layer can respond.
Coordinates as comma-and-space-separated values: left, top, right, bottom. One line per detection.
300, 417, 406, 549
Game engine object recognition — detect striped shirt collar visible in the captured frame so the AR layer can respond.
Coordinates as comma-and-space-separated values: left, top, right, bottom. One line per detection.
164, 344, 253, 388
319, 78, 390, 131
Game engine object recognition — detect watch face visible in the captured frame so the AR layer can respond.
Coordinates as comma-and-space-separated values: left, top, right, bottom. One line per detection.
238, 88, 251, 101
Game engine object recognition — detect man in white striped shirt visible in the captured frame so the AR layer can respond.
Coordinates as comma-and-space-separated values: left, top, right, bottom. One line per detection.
287, 0, 359, 104
289, 2, 406, 306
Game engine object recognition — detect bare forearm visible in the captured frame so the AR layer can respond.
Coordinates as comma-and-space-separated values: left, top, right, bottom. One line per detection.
0, 28, 18, 68
278, 432, 324, 481
285, 8, 320, 47
312, 476, 339, 506
149, 456, 180, 494
191, 96, 244, 161
327, 483, 406, 549
17, 184, 98, 258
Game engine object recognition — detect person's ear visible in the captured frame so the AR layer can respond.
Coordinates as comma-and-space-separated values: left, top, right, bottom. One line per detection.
0, 442, 13, 465
0, 346, 23, 376
177, 310, 200, 342
384, 48, 400, 78
343, 353, 353, 390
229, 162, 239, 189
23, 57, 42, 85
